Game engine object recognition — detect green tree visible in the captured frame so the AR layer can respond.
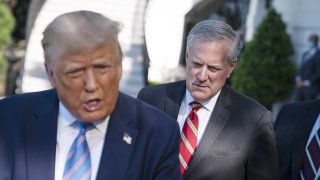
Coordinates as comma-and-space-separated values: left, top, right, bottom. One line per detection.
0, 0, 15, 86
231, 8, 296, 109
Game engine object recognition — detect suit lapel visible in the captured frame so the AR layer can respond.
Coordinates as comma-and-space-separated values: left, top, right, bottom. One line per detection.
164, 81, 186, 119
25, 90, 59, 180
96, 93, 137, 180
291, 101, 320, 179
184, 86, 232, 178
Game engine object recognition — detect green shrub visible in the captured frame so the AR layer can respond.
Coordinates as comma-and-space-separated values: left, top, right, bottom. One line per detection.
0, 0, 14, 48
0, 0, 14, 89
231, 8, 296, 109
0, 53, 7, 80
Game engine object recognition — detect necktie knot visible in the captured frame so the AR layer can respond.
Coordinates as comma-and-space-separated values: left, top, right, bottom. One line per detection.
74, 121, 93, 134
189, 101, 202, 112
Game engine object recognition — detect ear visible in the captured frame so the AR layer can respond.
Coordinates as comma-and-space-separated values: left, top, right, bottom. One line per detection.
116, 61, 123, 81
185, 51, 189, 64
45, 63, 56, 87
226, 60, 237, 78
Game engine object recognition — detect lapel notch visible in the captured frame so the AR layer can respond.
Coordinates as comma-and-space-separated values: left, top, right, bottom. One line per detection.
96, 93, 137, 180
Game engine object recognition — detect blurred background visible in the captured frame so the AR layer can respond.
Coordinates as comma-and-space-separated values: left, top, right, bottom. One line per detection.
0, 0, 319, 114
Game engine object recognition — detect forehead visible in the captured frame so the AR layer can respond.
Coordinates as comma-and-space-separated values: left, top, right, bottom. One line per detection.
189, 39, 230, 55
53, 42, 120, 65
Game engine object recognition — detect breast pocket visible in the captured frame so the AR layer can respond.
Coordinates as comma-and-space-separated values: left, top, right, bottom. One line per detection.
205, 141, 243, 159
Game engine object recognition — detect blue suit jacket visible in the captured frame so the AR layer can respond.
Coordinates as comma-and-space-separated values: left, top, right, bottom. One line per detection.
275, 100, 320, 180
0, 89, 181, 180
0, 121, 12, 180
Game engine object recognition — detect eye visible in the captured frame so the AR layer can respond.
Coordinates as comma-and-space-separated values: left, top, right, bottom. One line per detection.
94, 64, 110, 73
192, 62, 202, 68
65, 68, 84, 78
208, 66, 222, 73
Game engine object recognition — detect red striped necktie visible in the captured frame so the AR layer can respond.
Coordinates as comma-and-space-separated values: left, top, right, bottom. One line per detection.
300, 129, 320, 180
179, 101, 202, 175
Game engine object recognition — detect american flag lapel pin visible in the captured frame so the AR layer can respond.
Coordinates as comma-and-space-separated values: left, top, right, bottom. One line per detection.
123, 133, 132, 145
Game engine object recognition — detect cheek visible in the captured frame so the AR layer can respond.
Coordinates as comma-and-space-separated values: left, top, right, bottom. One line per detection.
56, 75, 84, 94
188, 68, 198, 79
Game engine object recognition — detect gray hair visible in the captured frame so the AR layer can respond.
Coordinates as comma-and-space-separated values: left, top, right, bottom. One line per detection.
186, 20, 240, 64
42, 10, 122, 66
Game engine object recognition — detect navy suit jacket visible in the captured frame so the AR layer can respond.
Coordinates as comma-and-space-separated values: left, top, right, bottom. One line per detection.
275, 100, 320, 180
0, 89, 181, 180
138, 81, 279, 180
0, 121, 11, 180
297, 48, 320, 97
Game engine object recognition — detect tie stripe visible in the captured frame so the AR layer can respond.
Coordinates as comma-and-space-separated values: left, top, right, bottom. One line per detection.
63, 121, 92, 180
187, 118, 198, 136
301, 129, 320, 180
179, 154, 188, 169
180, 133, 195, 155
179, 101, 202, 175
82, 168, 92, 180
64, 147, 91, 178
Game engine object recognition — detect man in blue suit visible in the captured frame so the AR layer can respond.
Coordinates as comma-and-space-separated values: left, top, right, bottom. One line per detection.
294, 34, 320, 101
0, 11, 181, 180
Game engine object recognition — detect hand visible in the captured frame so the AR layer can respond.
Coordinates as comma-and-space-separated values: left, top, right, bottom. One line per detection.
296, 80, 305, 88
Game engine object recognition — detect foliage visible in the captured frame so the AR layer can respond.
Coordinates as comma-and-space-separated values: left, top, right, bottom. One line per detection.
0, 0, 15, 48
148, 81, 160, 86
0, 0, 14, 93
231, 8, 296, 109
0, 53, 7, 80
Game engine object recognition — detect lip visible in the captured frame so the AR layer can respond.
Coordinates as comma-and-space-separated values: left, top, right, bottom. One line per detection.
193, 83, 207, 88
83, 99, 102, 112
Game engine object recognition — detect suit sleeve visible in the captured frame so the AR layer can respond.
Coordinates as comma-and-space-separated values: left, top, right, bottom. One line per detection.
153, 122, 182, 180
247, 110, 280, 180
309, 52, 320, 84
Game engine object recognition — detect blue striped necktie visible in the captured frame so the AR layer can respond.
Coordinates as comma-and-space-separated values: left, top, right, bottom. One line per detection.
300, 128, 320, 180
63, 121, 92, 180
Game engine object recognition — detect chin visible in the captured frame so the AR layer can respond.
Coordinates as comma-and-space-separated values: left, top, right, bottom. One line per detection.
191, 94, 207, 102
78, 112, 107, 122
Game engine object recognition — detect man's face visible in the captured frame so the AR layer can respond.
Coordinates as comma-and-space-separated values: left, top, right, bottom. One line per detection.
46, 42, 122, 122
186, 39, 236, 102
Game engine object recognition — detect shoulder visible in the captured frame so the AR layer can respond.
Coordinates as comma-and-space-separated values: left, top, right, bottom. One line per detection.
0, 89, 57, 110
224, 86, 269, 114
138, 81, 184, 95
275, 100, 319, 126
117, 92, 179, 129
280, 100, 315, 113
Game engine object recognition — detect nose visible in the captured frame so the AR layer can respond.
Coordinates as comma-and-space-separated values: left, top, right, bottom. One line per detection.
197, 66, 208, 82
84, 70, 98, 92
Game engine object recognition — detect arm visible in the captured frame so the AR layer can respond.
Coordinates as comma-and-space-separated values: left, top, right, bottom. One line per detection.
309, 52, 320, 84
247, 110, 279, 180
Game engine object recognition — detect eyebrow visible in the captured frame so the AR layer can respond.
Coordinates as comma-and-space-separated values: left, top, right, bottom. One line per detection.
63, 63, 85, 73
93, 57, 112, 65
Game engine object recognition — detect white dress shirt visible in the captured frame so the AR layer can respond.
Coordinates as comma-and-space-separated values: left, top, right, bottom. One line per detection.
300, 113, 320, 180
55, 102, 109, 180
177, 89, 221, 145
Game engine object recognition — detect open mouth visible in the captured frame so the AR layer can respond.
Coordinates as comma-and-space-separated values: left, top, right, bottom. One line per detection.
83, 99, 102, 112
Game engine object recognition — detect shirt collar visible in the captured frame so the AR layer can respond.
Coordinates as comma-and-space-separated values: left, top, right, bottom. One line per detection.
184, 89, 221, 112
58, 101, 109, 134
